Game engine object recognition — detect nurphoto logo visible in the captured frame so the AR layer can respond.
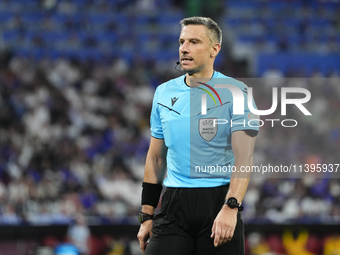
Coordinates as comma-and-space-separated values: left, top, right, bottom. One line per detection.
200, 84, 312, 128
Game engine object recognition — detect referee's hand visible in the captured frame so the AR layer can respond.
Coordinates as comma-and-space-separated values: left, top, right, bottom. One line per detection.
137, 220, 153, 253
211, 205, 238, 247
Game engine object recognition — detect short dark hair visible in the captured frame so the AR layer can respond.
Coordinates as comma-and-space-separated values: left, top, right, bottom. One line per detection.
180, 17, 222, 45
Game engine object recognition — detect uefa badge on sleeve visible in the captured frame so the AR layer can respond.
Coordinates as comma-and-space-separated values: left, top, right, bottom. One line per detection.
248, 113, 259, 120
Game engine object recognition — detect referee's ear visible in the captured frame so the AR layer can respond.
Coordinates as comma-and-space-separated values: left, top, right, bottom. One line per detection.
210, 43, 221, 59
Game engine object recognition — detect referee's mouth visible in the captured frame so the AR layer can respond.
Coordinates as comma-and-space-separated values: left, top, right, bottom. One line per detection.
181, 57, 193, 65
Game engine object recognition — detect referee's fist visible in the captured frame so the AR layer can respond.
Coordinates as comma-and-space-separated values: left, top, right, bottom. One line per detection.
211, 205, 238, 247
137, 220, 153, 253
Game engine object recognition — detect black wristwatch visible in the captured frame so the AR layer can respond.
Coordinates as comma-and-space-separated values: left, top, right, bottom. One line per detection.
138, 212, 154, 223
224, 197, 243, 211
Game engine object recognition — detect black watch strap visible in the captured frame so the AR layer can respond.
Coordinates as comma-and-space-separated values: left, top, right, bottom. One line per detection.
138, 212, 154, 223
224, 197, 243, 211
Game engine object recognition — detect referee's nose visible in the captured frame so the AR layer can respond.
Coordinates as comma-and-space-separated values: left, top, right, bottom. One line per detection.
180, 41, 190, 55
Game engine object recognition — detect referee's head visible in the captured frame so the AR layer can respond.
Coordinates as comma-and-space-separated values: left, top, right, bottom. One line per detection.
180, 17, 222, 46
178, 17, 222, 77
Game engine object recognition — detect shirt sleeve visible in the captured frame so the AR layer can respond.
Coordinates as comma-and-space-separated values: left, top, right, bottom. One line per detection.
230, 85, 260, 133
150, 87, 164, 139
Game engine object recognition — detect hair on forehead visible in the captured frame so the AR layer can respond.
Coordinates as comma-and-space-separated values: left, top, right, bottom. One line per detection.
180, 17, 222, 45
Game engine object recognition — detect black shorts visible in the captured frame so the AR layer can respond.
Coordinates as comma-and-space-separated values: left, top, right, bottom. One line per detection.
145, 185, 245, 255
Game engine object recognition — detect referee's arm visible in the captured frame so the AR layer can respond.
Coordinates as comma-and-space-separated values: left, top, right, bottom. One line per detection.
142, 136, 167, 214
211, 130, 256, 247
137, 136, 167, 253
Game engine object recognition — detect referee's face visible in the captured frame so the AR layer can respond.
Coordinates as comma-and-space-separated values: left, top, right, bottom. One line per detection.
179, 25, 215, 77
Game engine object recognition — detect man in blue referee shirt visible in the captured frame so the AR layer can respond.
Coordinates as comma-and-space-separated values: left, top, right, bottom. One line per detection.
137, 17, 259, 255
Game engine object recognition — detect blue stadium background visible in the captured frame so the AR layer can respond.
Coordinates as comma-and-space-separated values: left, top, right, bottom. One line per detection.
0, 0, 340, 254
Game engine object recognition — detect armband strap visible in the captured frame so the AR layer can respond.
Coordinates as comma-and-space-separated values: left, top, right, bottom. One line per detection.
245, 129, 258, 137
141, 182, 163, 208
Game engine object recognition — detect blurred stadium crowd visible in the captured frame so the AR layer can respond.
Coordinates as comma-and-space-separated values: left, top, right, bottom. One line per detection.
0, 0, 339, 230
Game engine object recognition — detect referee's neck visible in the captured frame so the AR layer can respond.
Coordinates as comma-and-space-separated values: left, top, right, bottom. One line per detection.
185, 69, 215, 87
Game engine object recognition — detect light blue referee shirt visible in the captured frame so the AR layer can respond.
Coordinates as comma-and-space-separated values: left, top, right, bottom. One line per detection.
150, 71, 259, 188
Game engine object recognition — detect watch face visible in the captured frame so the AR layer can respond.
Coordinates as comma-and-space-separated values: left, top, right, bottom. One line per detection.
228, 198, 238, 208
138, 212, 153, 223
138, 213, 143, 223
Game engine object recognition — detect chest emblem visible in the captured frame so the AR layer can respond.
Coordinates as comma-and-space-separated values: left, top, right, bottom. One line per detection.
199, 118, 217, 142
171, 97, 179, 106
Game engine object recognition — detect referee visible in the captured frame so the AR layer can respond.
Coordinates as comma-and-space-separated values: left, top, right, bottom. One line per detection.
137, 17, 259, 255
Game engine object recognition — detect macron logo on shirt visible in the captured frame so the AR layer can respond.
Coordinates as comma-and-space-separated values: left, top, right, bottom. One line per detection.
171, 97, 179, 106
